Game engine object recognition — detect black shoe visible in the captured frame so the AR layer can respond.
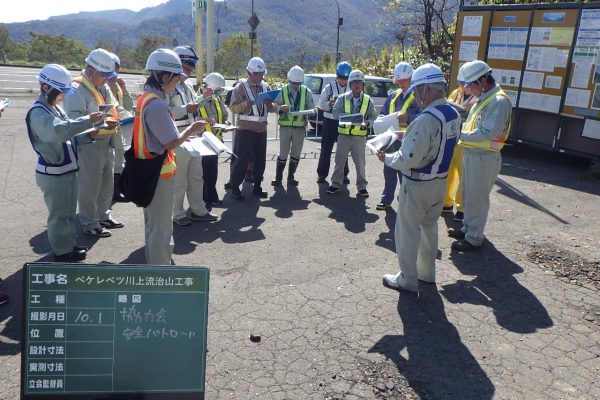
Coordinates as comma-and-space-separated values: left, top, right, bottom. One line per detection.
326, 186, 340, 194
253, 188, 268, 198
376, 202, 389, 210
454, 211, 464, 222
357, 189, 369, 198
287, 178, 299, 186
343, 177, 350, 184
54, 247, 87, 262
316, 176, 326, 184
231, 188, 244, 201
207, 200, 224, 208
442, 205, 453, 214
451, 240, 481, 252
224, 182, 232, 190
112, 192, 128, 202
447, 228, 465, 239
271, 179, 282, 187
0, 292, 9, 305
100, 218, 124, 229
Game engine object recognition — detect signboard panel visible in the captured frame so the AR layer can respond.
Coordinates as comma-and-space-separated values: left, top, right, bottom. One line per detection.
21, 263, 209, 400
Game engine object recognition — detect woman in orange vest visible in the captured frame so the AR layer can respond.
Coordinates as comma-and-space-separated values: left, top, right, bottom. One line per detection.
135, 49, 206, 265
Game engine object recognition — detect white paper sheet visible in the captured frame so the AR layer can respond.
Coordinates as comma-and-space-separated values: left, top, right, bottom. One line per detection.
539, 94, 561, 113
288, 109, 316, 117
501, 70, 521, 87
489, 27, 509, 45
503, 90, 518, 107
0, 98, 11, 111
529, 27, 552, 45
181, 131, 234, 158
508, 27, 529, 45
373, 112, 401, 135
366, 128, 398, 153
522, 71, 544, 90
526, 47, 558, 72
571, 63, 592, 88
555, 49, 570, 68
518, 91, 541, 110
582, 118, 600, 140
212, 123, 238, 131
462, 15, 483, 37
564, 88, 591, 108
545, 75, 562, 90
459, 41, 479, 62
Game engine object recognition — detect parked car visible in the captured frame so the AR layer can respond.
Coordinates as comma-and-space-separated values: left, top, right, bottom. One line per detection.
303, 73, 397, 133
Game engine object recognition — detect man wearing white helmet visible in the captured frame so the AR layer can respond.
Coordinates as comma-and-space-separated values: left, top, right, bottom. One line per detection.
27, 64, 110, 261
316, 61, 352, 184
378, 63, 460, 292
64, 48, 128, 238
167, 45, 218, 226
228, 56, 277, 200
199, 72, 229, 207
125, 48, 206, 264
327, 69, 378, 197
271, 65, 315, 187
443, 61, 479, 222
374, 62, 421, 210
448, 60, 512, 251
107, 52, 134, 203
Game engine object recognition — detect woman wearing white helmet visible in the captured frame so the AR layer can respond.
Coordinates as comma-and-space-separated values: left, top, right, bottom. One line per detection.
26, 64, 109, 262
198, 72, 229, 207
167, 45, 218, 226
126, 48, 207, 265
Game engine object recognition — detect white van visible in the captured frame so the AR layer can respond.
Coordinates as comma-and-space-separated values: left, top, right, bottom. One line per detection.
303, 73, 397, 132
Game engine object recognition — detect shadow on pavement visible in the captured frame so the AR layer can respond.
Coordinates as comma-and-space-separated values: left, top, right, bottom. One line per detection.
442, 240, 553, 333
313, 185, 379, 234
369, 285, 495, 399
262, 185, 311, 219
374, 207, 397, 253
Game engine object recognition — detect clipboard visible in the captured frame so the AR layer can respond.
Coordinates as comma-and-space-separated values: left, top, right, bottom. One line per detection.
254, 89, 281, 104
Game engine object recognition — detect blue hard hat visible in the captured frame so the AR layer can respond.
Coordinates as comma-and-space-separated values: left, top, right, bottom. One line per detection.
336, 61, 352, 79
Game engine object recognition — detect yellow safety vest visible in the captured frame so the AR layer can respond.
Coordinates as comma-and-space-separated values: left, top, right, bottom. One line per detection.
73, 76, 119, 137
199, 99, 224, 140
389, 90, 415, 133
133, 92, 177, 179
459, 88, 511, 152
278, 84, 308, 127
338, 93, 371, 136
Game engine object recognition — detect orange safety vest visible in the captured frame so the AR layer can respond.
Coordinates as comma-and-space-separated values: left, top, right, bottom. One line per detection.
459, 87, 511, 152
73, 75, 119, 137
133, 92, 177, 179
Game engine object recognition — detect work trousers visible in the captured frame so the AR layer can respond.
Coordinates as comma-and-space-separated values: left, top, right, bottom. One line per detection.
230, 130, 267, 187
380, 164, 403, 205
461, 148, 502, 246
173, 146, 208, 219
395, 178, 446, 286
112, 129, 125, 174
317, 117, 348, 178
36, 172, 77, 256
76, 138, 114, 230
202, 155, 219, 203
444, 145, 464, 211
278, 125, 305, 160
144, 176, 175, 265
331, 134, 367, 190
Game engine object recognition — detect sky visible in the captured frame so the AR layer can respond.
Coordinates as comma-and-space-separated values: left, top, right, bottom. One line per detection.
0, 0, 169, 23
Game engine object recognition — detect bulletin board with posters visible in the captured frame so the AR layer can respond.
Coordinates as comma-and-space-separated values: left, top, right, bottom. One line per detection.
485, 10, 532, 109
449, 11, 492, 93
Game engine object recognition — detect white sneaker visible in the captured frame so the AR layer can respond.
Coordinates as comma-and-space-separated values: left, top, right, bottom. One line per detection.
382, 272, 418, 292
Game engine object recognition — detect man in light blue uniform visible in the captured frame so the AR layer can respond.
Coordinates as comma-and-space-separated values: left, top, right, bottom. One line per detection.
378, 64, 461, 292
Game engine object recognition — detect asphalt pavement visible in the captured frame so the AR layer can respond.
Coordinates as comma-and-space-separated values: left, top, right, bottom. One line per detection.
0, 87, 599, 399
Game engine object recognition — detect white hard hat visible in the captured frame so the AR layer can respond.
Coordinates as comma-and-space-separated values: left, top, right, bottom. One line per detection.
393, 62, 413, 81
410, 63, 446, 88
246, 57, 267, 75
38, 64, 75, 95
457, 61, 470, 83
348, 69, 365, 84
110, 52, 121, 69
173, 45, 199, 65
146, 49, 186, 77
85, 48, 117, 78
462, 60, 492, 83
204, 72, 226, 90
287, 65, 304, 83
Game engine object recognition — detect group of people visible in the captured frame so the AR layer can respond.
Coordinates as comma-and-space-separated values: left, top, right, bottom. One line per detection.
26, 46, 511, 287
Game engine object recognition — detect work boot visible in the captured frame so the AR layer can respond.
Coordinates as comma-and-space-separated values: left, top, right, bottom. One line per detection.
287, 157, 299, 186
253, 179, 268, 198
112, 173, 128, 202
271, 158, 287, 186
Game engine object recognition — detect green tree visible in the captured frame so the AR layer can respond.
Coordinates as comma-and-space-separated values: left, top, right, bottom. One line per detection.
0, 25, 26, 63
215, 33, 260, 77
27, 32, 89, 68
131, 35, 170, 70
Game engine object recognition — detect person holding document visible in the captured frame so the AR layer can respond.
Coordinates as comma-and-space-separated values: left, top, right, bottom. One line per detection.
228, 57, 277, 200
378, 63, 460, 292
27, 64, 109, 261
168, 46, 218, 226
326, 70, 378, 198
374, 62, 421, 210
272, 65, 315, 187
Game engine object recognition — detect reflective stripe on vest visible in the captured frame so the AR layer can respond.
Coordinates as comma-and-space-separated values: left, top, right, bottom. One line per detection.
133, 92, 176, 179
279, 84, 308, 127
323, 81, 348, 119
199, 100, 224, 140
459, 87, 511, 152
389, 90, 415, 133
404, 104, 460, 182
25, 102, 79, 176
174, 83, 197, 128
73, 76, 119, 137
239, 79, 268, 122
338, 93, 370, 136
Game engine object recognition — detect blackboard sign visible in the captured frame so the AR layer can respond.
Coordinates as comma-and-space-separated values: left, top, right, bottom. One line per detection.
21, 263, 209, 400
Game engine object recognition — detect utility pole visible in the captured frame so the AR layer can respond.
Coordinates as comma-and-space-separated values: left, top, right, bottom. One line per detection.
248, 0, 260, 58
206, 0, 215, 73
333, 0, 342, 63
194, 0, 205, 82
